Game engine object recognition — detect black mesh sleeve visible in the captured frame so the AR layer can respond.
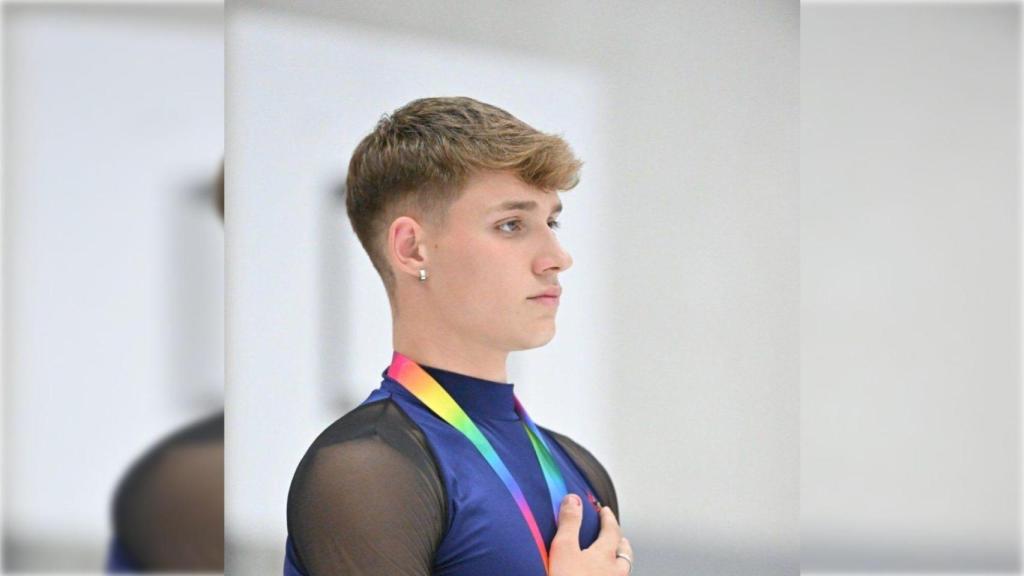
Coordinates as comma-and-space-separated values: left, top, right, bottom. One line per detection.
287, 400, 447, 576
112, 411, 225, 572
542, 428, 620, 520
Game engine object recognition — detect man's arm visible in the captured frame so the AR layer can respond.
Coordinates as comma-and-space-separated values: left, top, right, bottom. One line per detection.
287, 401, 446, 576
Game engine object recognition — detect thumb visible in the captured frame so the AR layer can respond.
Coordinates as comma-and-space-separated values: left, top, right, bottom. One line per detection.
551, 494, 583, 553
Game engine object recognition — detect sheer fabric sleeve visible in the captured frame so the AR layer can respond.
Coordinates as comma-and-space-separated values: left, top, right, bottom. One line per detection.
287, 400, 447, 576
542, 428, 620, 520
112, 411, 225, 572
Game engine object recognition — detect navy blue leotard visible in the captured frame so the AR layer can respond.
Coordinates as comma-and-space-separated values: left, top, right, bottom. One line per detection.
285, 363, 618, 575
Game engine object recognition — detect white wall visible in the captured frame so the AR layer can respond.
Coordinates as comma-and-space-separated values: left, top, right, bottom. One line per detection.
802, 3, 1020, 571
3, 4, 224, 570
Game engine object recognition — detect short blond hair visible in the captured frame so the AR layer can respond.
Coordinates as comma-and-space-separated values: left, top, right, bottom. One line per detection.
345, 96, 582, 294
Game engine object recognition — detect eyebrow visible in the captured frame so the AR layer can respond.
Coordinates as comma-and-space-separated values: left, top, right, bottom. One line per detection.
490, 199, 563, 215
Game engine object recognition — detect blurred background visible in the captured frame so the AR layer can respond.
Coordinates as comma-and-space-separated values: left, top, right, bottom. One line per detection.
801, 2, 1021, 573
4, 1, 1020, 575
227, 1, 797, 575
2, 2, 223, 572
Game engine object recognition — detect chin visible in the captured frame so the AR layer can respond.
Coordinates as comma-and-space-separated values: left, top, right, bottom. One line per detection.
512, 326, 557, 350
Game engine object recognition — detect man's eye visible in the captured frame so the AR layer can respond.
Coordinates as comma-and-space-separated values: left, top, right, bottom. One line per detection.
498, 220, 523, 233
548, 220, 561, 231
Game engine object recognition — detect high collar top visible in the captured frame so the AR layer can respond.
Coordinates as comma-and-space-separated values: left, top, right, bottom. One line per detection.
381, 360, 519, 422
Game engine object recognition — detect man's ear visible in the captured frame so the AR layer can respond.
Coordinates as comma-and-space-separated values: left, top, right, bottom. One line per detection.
388, 215, 429, 280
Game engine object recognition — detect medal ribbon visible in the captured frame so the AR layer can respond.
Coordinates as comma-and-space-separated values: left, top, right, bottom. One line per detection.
387, 351, 568, 573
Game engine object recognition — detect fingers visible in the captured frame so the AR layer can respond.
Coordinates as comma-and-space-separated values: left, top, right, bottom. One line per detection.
550, 494, 583, 554
615, 537, 634, 575
616, 537, 633, 558
593, 505, 622, 552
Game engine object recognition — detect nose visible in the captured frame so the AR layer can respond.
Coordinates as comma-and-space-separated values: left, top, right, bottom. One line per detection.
534, 232, 573, 276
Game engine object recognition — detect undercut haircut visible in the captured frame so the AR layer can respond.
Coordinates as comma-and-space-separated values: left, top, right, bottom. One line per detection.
344, 96, 582, 296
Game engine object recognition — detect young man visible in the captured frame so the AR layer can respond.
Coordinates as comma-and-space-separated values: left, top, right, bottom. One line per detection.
285, 97, 633, 576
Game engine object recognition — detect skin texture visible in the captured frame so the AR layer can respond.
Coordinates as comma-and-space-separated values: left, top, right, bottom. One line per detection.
551, 495, 634, 576
388, 170, 572, 383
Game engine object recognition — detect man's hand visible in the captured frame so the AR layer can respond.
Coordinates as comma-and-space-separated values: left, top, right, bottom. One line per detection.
549, 494, 633, 576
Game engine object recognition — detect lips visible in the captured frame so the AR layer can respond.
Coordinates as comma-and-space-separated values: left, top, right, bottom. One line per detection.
530, 295, 559, 307
529, 287, 562, 299
528, 287, 561, 306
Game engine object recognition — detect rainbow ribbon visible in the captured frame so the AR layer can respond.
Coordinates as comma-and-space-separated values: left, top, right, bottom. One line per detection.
387, 352, 568, 574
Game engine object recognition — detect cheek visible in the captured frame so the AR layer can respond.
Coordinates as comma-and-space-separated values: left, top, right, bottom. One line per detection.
438, 239, 521, 308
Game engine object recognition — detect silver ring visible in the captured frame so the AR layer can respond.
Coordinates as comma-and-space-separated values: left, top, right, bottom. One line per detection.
616, 552, 633, 574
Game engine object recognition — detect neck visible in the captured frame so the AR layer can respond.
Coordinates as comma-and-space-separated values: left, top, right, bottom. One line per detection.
393, 322, 509, 384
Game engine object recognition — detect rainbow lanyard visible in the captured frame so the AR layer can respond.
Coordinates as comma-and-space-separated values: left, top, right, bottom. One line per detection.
387, 351, 567, 573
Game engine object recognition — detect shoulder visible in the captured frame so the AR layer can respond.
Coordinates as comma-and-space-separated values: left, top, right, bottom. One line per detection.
539, 426, 620, 519
111, 411, 224, 571
286, 399, 447, 575
113, 410, 224, 518
299, 397, 427, 454
288, 398, 443, 504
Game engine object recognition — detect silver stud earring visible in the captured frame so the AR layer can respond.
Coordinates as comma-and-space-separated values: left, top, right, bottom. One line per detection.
419, 269, 428, 282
